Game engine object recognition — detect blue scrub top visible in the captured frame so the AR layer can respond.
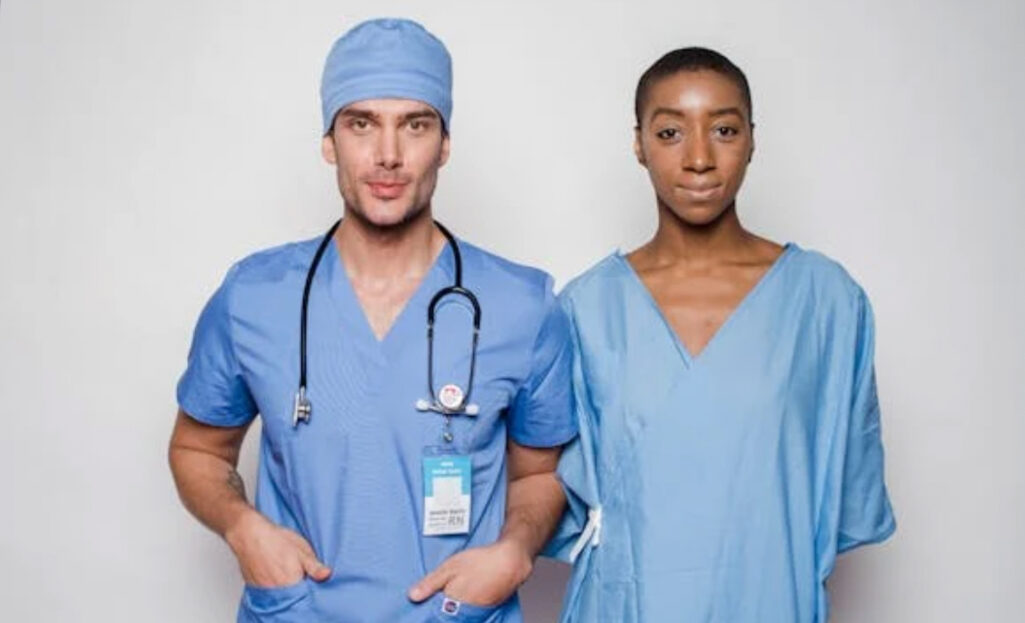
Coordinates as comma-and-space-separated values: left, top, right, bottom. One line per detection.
547, 245, 895, 623
178, 235, 577, 623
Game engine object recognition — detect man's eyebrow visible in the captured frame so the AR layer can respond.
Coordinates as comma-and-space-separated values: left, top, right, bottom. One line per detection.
401, 109, 439, 122
339, 107, 378, 121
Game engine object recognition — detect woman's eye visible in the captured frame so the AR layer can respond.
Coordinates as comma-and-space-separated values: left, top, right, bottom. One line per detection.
715, 126, 739, 138
656, 128, 679, 140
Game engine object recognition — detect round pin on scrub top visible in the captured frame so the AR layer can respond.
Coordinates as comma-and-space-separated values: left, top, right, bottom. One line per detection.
438, 384, 464, 410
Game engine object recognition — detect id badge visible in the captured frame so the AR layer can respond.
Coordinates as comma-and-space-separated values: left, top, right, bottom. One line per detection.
422, 454, 472, 536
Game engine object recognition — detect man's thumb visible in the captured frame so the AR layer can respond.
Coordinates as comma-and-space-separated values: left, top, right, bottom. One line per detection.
301, 554, 331, 582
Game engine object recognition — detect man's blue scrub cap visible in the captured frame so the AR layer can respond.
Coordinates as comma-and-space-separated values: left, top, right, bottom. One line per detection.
320, 18, 453, 135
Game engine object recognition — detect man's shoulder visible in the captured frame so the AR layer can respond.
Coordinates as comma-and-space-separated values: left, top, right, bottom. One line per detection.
225, 237, 322, 287
458, 240, 555, 298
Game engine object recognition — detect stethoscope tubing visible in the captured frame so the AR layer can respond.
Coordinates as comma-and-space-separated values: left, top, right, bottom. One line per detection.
295, 218, 481, 425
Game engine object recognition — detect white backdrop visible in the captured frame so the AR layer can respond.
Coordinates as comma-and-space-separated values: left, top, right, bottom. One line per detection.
2, 0, 1023, 621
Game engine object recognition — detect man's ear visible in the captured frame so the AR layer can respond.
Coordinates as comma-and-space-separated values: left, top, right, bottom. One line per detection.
633, 127, 646, 166
438, 133, 451, 167
321, 134, 337, 165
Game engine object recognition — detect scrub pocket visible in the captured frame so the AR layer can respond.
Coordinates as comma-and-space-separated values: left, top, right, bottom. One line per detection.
429, 592, 503, 623
238, 578, 314, 622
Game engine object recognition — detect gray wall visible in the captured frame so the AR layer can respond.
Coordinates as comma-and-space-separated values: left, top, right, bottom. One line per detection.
1, 0, 1022, 620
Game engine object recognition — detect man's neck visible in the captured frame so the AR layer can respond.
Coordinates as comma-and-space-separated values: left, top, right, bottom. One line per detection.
334, 208, 446, 281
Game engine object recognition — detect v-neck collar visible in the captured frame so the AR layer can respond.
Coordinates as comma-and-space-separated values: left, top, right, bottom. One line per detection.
615, 243, 796, 368
322, 235, 457, 351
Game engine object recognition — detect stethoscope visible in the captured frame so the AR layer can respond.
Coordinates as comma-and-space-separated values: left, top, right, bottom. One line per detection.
293, 219, 482, 443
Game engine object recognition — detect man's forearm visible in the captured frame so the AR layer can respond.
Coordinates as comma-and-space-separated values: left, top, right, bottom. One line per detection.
168, 411, 259, 546
499, 471, 566, 559
170, 446, 257, 541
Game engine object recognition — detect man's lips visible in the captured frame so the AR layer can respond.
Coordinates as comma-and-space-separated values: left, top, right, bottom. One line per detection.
366, 181, 408, 199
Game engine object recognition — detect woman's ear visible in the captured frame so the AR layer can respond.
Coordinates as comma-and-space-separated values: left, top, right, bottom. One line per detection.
748, 122, 756, 163
633, 127, 646, 166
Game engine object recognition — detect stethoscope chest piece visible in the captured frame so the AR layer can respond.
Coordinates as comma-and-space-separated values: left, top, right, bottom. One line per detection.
438, 384, 464, 410
414, 384, 480, 416
293, 386, 312, 427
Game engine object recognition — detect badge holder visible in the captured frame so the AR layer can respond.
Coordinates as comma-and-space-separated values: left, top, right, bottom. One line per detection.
422, 452, 471, 536
421, 384, 476, 537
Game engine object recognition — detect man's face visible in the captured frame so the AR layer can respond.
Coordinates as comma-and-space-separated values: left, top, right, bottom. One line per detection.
322, 98, 450, 229
634, 70, 754, 226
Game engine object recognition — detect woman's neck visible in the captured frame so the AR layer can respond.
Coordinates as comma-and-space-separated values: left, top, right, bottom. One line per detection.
637, 201, 757, 269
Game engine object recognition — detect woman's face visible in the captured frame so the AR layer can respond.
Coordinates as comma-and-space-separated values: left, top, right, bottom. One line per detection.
634, 69, 754, 226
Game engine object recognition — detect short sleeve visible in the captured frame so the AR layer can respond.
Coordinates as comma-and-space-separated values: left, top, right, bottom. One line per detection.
507, 277, 577, 448
176, 265, 258, 428
837, 291, 896, 553
543, 293, 601, 562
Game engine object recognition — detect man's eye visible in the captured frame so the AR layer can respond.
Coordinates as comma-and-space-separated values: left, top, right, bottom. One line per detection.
409, 119, 431, 132
656, 128, 679, 140
350, 119, 369, 130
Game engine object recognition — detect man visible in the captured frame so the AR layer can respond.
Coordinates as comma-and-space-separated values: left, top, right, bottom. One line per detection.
169, 18, 575, 622
548, 47, 895, 622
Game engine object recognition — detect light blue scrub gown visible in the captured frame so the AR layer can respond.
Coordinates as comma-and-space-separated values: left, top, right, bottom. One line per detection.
178, 235, 576, 623
547, 244, 895, 623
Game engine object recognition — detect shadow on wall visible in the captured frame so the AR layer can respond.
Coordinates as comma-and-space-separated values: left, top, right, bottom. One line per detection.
520, 558, 571, 622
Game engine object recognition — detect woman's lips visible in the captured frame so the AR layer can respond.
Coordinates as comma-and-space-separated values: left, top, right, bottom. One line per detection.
677, 183, 721, 201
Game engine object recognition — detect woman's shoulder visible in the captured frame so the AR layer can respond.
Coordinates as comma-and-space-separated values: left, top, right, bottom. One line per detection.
558, 252, 630, 311
783, 243, 871, 310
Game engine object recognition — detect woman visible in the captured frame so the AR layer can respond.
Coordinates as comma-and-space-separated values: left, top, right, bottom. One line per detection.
548, 48, 895, 622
